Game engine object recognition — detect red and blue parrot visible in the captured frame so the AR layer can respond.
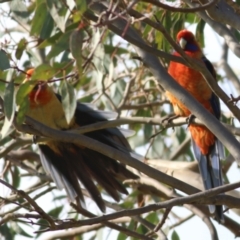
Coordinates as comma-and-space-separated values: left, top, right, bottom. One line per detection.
166, 30, 224, 221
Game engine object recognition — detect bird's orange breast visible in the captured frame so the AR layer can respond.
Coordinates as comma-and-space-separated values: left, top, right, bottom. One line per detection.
167, 51, 217, 154
167, 52, 213, 116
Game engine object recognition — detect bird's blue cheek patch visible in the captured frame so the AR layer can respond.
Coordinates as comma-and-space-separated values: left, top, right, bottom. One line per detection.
185, 43, 199, 52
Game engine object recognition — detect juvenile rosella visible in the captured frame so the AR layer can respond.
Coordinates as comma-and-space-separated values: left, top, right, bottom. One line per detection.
166, 30, 224, 221
23, 69, 139, 212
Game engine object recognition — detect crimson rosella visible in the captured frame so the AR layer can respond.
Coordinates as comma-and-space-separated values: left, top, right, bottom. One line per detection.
23, 69, 139, 212
166, 30, 224, 221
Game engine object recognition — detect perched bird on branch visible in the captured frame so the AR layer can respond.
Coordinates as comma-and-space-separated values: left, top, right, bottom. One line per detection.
23, 69, 139, 212
166, 30, 224, 221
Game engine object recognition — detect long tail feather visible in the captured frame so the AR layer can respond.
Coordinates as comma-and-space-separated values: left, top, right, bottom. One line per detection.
82, 148, 135, 195
67, 150, 106, 212
39, 141, 139, 212
192, 138, 224, 221
39, 145, 85, 205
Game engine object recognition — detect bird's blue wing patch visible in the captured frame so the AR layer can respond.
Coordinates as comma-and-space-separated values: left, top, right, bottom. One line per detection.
209, 93, 221, 119
202, 56, 221, 119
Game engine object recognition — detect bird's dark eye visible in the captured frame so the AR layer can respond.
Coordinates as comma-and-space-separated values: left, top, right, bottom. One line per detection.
33, 84, 39, 91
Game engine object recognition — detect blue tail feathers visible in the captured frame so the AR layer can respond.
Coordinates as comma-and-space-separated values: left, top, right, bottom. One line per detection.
192, 138, 224, 221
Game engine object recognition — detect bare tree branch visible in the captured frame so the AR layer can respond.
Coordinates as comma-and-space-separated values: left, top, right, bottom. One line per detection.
0, 179, 56, 229
41, 181, 240, 230
184, 204, 219, 240
44, 217, 130, 240
141, 0, 219, 13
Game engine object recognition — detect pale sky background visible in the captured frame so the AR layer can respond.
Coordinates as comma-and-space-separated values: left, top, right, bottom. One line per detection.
0, 3, 240, 240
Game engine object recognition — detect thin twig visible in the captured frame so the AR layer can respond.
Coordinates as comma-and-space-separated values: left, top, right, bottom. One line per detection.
146, 207, 172, 237
0, 179, 56, 228
141, 0, 218, 13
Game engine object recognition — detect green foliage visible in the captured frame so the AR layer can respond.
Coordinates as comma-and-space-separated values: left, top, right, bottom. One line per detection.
15, 38, 27, 60
59, 79, 77, 124
16, 80, 34, 124
117, 220, 135, 240
171, 230, 180, 240
69, 29, 84, 74
31, 64, 56, 80
196, 19, 206, 47
2, 71, 15, 138
4, 80, 14, 121
0, 50, 10, 70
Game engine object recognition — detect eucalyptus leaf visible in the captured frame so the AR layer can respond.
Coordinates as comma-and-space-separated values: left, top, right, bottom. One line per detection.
69, 29, 84, 74
15, 38, 26, 60
0, 50, 10, 70
16, 81, 34, 106
47, 31, 72, 59
16, 96, 29, 125
10, 0, 29, 23
75, 0, 87, 14
46, 0, 65, 32
31, 64, 55, 80
59, 80, 77, 124
2, 70, 15, 138
1, 117, 13, 139
30, 2, 48, 36
171, 230, 180, 240
4, 81, 14, 121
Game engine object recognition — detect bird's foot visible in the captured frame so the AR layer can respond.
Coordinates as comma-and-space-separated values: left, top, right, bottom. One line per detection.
150, 114, 179, 139
186, 114, 196, 128
161, 113, 180, 131
228, 94, 240, 105
32, 135, 39, 144
161, 113, 180, 124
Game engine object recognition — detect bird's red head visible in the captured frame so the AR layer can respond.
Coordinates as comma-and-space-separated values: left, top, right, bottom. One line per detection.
176, 30, 200, 52
23, 68, 52, 107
